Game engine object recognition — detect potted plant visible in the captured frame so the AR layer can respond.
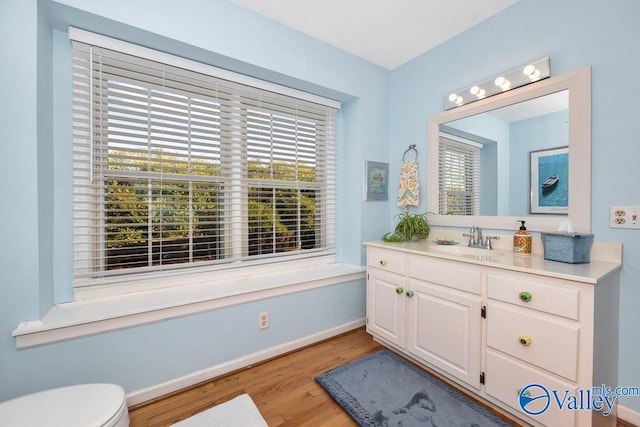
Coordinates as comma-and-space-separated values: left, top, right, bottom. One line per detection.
381, 211, 430, 242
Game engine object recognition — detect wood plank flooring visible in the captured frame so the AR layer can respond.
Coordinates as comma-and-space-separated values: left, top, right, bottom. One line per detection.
128, 327, 381, 426
128, 327, 634, 427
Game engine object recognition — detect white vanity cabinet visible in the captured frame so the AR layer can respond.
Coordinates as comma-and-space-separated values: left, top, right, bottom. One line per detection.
484, 269, 620, 427
366, 247, 408, 348
367, 247, 483, 390
365, 241, 621, 427
485, 271, 584, 427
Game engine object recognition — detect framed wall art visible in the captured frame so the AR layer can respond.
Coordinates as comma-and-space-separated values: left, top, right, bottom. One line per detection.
530, 146, 569, 214
365, 161, 389, 201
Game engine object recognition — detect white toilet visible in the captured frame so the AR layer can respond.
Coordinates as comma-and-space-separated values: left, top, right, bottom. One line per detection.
0, 383, 129, 427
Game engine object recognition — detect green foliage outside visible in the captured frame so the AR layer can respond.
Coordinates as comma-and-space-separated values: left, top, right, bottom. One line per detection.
105, 150, 319, 269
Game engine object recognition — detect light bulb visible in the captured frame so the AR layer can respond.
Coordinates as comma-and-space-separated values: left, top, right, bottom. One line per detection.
477, 89, 486, 98
494, 76, 506, 87
501, 80, 511, 91
523, 64, 535, 76
454, 95, 463, 105
529, 69, 541, 79
470, 86, 480, 95
449, 93, 458, 102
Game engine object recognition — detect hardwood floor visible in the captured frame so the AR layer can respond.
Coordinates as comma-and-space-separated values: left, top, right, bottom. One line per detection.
128, 327, 634, 427
128, 327, 382, 426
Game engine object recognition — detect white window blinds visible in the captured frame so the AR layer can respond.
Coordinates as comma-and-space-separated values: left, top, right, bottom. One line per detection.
71, 33, 337, 284
438, 135, 481, 216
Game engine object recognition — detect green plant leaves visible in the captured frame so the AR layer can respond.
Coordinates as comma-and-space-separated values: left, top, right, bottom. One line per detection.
381, 212, 430, 242
381, 232, 405, 242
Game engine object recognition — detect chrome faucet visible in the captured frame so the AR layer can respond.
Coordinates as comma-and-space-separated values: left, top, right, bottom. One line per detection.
463, 226, 500, 250
464, 226, 478, 246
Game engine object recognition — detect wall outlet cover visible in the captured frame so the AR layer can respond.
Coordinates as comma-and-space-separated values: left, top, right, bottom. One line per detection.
258, 311, 269, 329
610, 206, 640, 229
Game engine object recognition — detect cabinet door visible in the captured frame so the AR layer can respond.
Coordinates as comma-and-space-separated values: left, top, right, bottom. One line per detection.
407, 279, 482, 389
367, 269, 407, 348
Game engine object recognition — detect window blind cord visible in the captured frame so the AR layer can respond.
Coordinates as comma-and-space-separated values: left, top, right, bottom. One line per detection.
89, 46, 94, 182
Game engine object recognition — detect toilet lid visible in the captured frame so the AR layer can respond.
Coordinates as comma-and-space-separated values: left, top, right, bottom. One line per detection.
0, 383, 126, 427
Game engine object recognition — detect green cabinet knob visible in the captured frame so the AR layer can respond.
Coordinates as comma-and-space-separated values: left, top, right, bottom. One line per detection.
519, 291, 532, 302
517, 388, 531, 397
396, 287, 404, 295
406, 290, 415, 298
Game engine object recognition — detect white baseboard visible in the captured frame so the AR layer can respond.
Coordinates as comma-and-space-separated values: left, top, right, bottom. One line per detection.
618, 404, 640, 426
126, 318, 366, 406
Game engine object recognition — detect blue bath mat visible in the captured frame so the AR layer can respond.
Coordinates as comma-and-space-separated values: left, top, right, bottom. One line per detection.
315, 349, 514, 427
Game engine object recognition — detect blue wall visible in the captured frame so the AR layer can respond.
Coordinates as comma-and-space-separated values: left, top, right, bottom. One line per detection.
2, 0, 640, 415
391, 0, 640, 411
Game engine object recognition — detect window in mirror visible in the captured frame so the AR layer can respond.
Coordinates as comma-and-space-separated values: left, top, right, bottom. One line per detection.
438, 133, 481, 215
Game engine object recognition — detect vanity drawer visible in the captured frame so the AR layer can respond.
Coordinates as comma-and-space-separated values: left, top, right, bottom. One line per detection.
487, 302, 580, 381
367, 247, 407, 275
486, 350, 577, 427
488, 273, 580, 320
408, 256, 482, 294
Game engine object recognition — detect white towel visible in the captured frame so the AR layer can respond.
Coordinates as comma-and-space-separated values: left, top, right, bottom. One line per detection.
397, 159, 420, 207
172, 394, 268, 427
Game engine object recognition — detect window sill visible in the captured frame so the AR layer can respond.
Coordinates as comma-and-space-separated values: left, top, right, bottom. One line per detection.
12, 262, 365, 349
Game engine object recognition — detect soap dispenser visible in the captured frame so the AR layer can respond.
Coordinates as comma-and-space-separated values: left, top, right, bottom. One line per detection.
513, 220, 532, 255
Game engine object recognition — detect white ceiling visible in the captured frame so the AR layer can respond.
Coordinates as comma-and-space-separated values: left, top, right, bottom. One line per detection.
230, 0, 518, 69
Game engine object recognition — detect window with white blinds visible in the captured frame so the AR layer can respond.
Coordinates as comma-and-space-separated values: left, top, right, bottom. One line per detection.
438, 134, 481, 216
71, 34, 337, 285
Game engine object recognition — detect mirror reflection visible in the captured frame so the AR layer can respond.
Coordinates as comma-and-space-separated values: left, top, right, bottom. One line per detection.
439, 91, 568, 217
426, 67, 591, 233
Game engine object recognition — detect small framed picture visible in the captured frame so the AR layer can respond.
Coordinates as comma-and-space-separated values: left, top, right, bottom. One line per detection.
530, 146, 569, 214
365, 161, 389, 201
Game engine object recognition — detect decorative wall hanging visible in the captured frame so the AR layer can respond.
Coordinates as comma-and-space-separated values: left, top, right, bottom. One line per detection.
365, 161, 389, 201
397, 144, 420, 209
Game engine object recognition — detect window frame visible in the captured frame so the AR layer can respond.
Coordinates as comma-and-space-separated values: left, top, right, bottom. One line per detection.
70, 28, 339, 296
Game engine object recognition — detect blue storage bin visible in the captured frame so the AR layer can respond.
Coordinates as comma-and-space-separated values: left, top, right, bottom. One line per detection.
541, 232, 594, 264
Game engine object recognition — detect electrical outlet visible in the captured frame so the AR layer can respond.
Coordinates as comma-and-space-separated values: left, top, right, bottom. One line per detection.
610, 206, 640, 229
258, 311, 269, 330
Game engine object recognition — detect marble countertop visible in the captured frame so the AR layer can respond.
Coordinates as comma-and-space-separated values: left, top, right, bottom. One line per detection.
364, 240, 622, 284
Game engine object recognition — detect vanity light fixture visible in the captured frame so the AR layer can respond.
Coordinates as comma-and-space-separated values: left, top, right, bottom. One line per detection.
470, 85, 486, 98
523, 64, 542, 80
448, 93, 464, 106
494, 76, 511, 91
444, 57, 550, 110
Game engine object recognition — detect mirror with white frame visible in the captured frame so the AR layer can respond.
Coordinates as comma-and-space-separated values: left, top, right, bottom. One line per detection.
426, 67, 591, 233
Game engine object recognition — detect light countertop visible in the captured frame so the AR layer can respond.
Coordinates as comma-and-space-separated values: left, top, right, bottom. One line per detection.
364, 240, 622, 284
